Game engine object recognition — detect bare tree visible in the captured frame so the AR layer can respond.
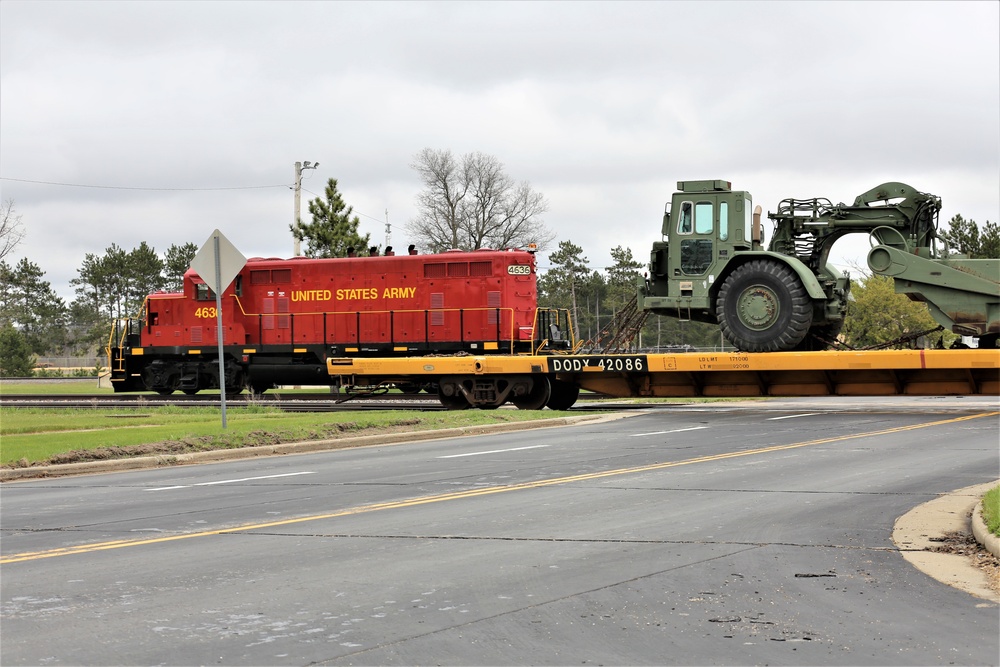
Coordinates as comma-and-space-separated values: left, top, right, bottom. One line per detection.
0, 200, 26, 262
408, 149, 553, 252
408, 148, 470, 251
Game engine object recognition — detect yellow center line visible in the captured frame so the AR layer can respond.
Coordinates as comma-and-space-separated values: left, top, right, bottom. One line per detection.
3, 412, 995, 564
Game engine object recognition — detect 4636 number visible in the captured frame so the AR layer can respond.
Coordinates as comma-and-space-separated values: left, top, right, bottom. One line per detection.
194, 307, 218, 318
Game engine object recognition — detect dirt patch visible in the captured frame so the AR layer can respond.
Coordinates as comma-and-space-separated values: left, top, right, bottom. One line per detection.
930, 530, 1000, 595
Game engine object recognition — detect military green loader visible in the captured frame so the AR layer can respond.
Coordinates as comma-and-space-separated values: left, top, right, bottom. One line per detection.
638, 180, 999, 351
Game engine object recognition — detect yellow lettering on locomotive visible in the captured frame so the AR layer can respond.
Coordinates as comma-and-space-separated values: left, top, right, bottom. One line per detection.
335, 288, 381, 301
292, 289, 334, 302
382, 286, 417, 299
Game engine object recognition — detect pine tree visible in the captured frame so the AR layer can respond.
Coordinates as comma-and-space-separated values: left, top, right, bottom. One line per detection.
291, 178, 371, 258
538, 240, 590, 339
0, 323, 34, 377
940, 214, 1000, 259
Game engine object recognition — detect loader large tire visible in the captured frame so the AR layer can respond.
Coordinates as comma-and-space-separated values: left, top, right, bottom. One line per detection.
716, 259, 812, 352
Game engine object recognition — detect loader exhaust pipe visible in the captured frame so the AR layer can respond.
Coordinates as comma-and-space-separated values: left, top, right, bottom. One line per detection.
751, 205, 763, 248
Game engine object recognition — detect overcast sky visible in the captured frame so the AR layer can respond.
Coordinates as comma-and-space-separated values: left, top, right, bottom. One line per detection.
1, 1, 997, 301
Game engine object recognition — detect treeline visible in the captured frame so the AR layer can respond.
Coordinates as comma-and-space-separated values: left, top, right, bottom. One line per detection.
0, 242, 197, 375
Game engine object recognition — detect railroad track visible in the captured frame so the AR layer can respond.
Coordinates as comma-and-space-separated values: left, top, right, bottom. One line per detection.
0, 391, 635, 412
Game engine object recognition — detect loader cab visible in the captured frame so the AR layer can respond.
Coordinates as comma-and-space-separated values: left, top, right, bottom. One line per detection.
649, 180, 753, 300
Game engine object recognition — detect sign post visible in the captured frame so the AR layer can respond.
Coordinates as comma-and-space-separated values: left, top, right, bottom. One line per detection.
190, 229, 246, 428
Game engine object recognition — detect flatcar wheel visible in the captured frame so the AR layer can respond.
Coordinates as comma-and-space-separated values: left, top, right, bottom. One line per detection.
182, 389, 199, 396
156, 389, 175, 396
511, 376, 551, 410
545, 378, 579, 411
438, 387, 471, 410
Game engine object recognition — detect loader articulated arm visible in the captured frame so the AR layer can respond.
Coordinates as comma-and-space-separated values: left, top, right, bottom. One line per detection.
767, 182, 943, 272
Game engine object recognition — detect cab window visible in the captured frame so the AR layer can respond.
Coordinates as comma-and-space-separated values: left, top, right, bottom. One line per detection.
677, 201, 693, 234
719, 202, 729, 241
694, 202, 713, 234
195, 283, 215, 301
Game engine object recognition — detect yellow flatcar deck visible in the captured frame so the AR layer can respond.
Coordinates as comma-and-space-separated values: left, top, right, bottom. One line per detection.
328, 349, 1000, 397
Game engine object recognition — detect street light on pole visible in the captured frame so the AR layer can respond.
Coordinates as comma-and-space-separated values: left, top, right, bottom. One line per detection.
293, 160, 319, 257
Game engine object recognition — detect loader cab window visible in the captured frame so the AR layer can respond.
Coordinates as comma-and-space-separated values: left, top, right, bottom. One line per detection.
694, 202, 713, 234
677, 201, 693, 234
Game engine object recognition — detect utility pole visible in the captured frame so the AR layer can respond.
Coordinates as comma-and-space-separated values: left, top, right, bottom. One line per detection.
384, 209, 391, 249
293, 160, 319, 256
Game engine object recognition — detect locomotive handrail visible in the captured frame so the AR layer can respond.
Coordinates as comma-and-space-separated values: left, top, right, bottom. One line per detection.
530, 308, 577, 355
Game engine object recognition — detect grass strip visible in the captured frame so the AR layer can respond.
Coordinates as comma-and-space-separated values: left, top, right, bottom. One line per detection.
982, 485, 1000, 537
0, 407, 558, 467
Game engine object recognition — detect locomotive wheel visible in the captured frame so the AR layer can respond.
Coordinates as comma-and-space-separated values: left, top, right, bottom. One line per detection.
716, 259, 812, 352
545, 378, 579, 411
156, 389, 175, 396
511, 376, 551, 411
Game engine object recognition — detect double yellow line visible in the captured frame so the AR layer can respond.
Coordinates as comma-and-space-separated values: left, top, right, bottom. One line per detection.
3, 412, 995, 564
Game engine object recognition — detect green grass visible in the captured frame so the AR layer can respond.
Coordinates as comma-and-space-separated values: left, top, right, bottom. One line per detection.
0, 382, 760, 469
0, 380, 117, 395
982, 485, 1000, 537
0, 406, 559, 467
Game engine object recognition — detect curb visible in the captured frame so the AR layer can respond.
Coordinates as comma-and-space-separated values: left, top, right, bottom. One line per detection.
893, 480, 1000, 603
972, 499, 1000, 559
0, 412, 630, 482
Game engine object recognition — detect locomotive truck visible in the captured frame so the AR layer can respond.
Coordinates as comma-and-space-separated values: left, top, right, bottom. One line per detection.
108, 248, 573, 399
638, 180, 999, 352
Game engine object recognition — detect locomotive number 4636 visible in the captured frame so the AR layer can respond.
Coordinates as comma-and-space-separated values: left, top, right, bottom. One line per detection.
194, 307, 218, 318
507, 265, 531, 275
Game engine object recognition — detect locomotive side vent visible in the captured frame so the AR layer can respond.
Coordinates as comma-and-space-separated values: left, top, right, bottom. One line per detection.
430, 293, 444, 326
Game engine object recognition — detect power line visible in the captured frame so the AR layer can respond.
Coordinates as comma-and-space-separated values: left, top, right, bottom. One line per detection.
0, 177, 290, 191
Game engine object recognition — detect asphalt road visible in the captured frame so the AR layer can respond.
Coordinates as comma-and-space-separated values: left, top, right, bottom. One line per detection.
2, 397, 998, 666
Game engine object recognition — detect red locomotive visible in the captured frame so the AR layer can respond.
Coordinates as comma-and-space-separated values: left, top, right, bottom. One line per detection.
108, 247, 571, 395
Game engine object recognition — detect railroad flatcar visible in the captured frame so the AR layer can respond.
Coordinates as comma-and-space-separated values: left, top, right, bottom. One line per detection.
108, 248, 571, 395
